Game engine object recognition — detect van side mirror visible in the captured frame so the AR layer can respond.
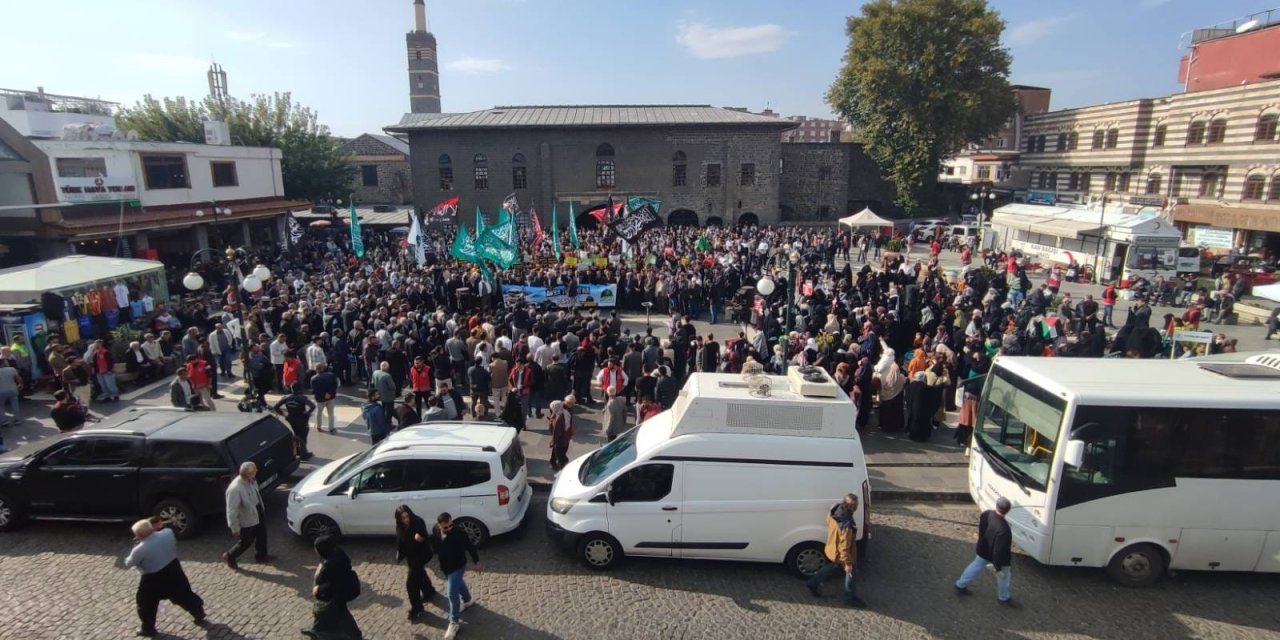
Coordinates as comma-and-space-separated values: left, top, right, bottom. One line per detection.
346, 485, 358, 499
605, 485, 617, 506
1063, 440, 1085, 468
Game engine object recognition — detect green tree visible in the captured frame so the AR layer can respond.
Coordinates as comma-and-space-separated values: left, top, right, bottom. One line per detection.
827, 0, 1016, 216
116, 92, 354, 202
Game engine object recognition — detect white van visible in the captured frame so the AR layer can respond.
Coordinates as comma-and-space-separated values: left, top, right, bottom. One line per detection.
545, 369, 870, 577
287, 423, 530, 546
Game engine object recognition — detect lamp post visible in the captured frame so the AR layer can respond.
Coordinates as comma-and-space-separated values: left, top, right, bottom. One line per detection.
1091, 191, 1122, 284
194, 202, 232, 253
969, 187, 997, 227
758, 249, 802, 374
182, 246, 272, 378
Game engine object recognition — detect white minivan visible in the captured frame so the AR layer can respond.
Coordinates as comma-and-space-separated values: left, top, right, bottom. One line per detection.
545, 369, 870, 577
287, 423, 530, 546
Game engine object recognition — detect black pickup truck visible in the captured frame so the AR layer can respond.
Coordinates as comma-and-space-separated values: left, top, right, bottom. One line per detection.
0, 409, 298, 538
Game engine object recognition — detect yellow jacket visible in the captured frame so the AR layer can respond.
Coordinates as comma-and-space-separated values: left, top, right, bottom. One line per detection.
824, 510, 858, 566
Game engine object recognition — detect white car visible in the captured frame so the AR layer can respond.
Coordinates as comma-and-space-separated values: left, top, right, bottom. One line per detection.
287, 423, 530, 546
911, 221, 948, 241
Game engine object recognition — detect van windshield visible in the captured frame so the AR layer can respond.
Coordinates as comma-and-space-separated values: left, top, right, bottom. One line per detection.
325, 449, 376, 485
579, 428, 638, 487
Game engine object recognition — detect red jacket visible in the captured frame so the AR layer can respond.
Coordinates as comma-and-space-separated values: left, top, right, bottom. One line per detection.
186, 359, 210, 389
410, 364, 433, 391
510, 363, 532, 394
282, 358, 302, 389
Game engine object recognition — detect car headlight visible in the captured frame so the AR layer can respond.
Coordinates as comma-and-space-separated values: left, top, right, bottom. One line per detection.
289, 491, 304, 504
549, 497, 578, 515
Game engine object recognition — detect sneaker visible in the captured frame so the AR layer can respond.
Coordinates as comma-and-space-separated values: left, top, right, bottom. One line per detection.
998, 598, 1019, 609
443, 622, 460, 640
460, 599, 474, 613
954, 585, 971, 596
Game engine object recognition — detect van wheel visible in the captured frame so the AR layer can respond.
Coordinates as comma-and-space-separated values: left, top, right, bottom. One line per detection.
153, 499, 199, 539
785, 542, 828, 579
1106, 543, 1166, 587
302, 515, 340, 544
455, 517, 489, 548
0, 491, 25, 532
578, 532, 622, 570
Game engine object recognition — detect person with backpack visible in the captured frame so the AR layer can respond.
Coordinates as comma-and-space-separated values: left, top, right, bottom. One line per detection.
301, 535, 363, 640
394, 505, 436, 622
274, 384, 316, 460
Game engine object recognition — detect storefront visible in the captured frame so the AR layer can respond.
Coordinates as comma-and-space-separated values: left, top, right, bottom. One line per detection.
1174, 202, 1280, 260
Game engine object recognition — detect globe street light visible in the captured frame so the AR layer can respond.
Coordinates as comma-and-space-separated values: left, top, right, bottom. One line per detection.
252, 264, 272, 282
242, 275, 263, 294
182, 271, 205, 292
756, 277, 776, 296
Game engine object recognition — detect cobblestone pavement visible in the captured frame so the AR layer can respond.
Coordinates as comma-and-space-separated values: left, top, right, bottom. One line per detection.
2, 498, 1278, 640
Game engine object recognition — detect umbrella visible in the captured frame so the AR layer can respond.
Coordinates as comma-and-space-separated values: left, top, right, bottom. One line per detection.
309, 220, 331, 228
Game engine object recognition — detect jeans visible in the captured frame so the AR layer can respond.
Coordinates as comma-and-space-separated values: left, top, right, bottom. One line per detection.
1102, 304, 1114, 327
709, 301, 718, 324
217, 350, 234, 376
97, 372, 120, 399
0, 389, 18, 427
518, 392, 531, 418
955, 554, 1011, 601
806, 561, 858, 603
530, 390, 544, 417
446, 568, 471, 623
315, 399, 336, 431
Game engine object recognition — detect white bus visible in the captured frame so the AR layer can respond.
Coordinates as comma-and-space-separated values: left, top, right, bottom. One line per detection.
967, 352, 1280, 586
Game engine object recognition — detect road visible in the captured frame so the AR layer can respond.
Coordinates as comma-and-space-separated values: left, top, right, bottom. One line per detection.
2, 497, 1279, 640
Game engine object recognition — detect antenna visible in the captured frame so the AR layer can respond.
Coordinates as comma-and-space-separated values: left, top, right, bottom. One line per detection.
207, 63, 229, 118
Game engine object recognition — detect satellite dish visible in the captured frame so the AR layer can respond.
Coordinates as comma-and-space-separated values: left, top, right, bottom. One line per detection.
1236, 19, 1260, 33
126, 130, 140, 141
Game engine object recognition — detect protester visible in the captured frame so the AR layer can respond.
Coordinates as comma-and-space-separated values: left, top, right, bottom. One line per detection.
804, 493, 866, 608
302, 535, 364, 639
222, 462, 272, 570
432, 512, 482, 640
394, 505, 436, 622
123, 516, 206, 637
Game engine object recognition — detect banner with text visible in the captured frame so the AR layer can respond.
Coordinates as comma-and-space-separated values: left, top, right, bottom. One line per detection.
501, 283, 617, 308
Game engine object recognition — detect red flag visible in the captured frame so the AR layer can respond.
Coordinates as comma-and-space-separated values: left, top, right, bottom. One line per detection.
531, 205, 544, 255
588, 207, 608, 224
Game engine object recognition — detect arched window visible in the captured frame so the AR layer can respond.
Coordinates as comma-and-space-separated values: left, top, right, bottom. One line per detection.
1046, 171, 1058, 189
672, 150, 687, 187
1186, 120, 1207, 145
1152, 124, 1167, 147
1243, 174, 1266, 201
1104, 128, 1119, 149
1255, 114, 1278, 142
1207, 118, 1227, 144
473, 154, 489, 190
1067, 131, 1079, 150
1091, 130, 1105, 150
438, 154, 453, 191
596, 143, 615, 188
1270, 175, 1280, 201
1104, 172, 1117, 191
1145, 174, 1162, 195
511, 153, 527, 190
1199, 172, 1222, 197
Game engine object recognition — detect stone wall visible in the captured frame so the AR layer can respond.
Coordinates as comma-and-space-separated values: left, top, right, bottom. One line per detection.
352, 160, 412, 204
779, 143, 897, 221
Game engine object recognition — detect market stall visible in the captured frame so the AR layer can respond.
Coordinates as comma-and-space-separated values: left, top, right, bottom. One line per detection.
989, 204, 1182, 285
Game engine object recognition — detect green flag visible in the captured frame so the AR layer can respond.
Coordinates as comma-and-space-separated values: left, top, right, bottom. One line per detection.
349, 200, 364, 258
450, 226, 479, 264
551, 203, 561, 260
568, 201, 580, 249
476, 213, 518, 269
474, 206, 487, 237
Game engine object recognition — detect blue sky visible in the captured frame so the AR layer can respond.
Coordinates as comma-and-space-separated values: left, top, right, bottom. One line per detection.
2, 0, 1271, 137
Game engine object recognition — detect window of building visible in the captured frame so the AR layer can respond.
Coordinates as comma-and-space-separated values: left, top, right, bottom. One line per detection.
1104, 128, 1119, 149
706, 163, 722, 187
595, 143, 615, 189
1145, 174, 1162, 195
1067, 131, 1078, 151
1047, 171, 1057, 189
1186, 121, 1206, 145
672, 151, 687, 187
944, 166, 955, 176
1104, 172, 1117, 191
1091, 130, 1105, 150
1118, 173, 1132, 192
511, 153, 527, 190
1244, 174, 1267, 200
1207, 118, 1227, 144
740, 162, 756, 186
360, 164, 378, 187
1024, 136, 1034, 152
1199, 172, 1223, 198
1068, 173, 1080, 190
1270, 175, 1280, 201
141, 154, 189, 190
978, 166, 991, 180
1171, 172, 1184, 197
958, 166, 968, 176
1081, 172, 1092, 191
996, 137, 1006, 148
1152, 125, 1167, 147
1255, 114, 1278, 142
473, 153, 489, 190
55, 157, 107, 178
818, 205, 833, 219
1036, 135, 1046, 152
1056, 133, 1067, 152
438, 154, 453, 190
211, 161, 239, 187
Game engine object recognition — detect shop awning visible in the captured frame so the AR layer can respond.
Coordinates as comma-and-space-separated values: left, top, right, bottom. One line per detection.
0, 255, 165, 304
1034, 219, 1104, 239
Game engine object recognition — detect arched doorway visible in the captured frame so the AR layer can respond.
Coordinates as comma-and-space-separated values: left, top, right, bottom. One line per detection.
668, 209, 698, 227
738, 212, 759, 227
705, 216, 723, 227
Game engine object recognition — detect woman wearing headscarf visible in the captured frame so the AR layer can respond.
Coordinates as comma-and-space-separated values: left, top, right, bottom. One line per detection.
874, 343, 906, 433
853, 355, 873, 431
547, 398, 574, 472
904, 371, 931, 442
955, 346, 990, 450
394, 505, 435, 622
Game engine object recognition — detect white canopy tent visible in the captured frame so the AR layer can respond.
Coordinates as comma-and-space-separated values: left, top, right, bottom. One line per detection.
839, 207, 895, 228
0, 255, 167, 304
1252, 282, 1280, 304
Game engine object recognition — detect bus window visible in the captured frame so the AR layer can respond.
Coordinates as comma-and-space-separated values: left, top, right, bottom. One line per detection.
974, 368, 1067, 491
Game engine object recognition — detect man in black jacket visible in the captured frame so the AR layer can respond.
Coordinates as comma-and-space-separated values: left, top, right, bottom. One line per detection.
954, 496, 1014, 605
432, 512, 482, 640
274, 384, 316, 460
302, 535, 363, 639
395, 506, 435, 621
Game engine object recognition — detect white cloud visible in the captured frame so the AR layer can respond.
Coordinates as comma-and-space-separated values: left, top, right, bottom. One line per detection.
1006, 16, 1072, 46
445, 57, 512, 74
676, 22, 788, 59
222, 30, 267, 41
118, 53, 208, 76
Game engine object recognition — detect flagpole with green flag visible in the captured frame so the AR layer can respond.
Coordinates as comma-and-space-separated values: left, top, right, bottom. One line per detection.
568, 200, 580, 249
348, 196, 364, 258
551, 203, 561, 260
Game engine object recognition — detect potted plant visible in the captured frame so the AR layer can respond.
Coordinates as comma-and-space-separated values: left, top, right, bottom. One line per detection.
883, 238, 904, 261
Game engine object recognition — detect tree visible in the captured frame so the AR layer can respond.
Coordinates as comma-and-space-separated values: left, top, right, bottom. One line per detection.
827, 0, 1016, 216
116, 92, 354, 202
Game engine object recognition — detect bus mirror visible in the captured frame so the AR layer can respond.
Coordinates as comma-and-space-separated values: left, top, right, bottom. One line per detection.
1063, 440, 1085, 468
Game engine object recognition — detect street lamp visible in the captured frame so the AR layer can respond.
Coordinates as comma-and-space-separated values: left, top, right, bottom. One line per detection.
184, 245, 269, 382
1091, 192, 1122, 284
970, 187, 997, 227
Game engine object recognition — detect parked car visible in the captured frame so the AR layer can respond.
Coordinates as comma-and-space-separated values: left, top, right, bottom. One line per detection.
910, 220, 949, 241
0, 409, 299, 538
287, 423, 531, 547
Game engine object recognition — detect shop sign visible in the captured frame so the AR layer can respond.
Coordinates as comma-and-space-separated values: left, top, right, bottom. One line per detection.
1191, 225, 1233, 248
57, 176, 138, 202
1127, 195, 1165, 208
1025, 191, 1057, 206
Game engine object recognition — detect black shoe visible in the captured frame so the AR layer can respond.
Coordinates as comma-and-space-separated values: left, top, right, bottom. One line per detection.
301, 629, 319, 638
954, 585, 971, 596
847, 597, 868, 609
136, 629, 157, 638
222, 552, 238, 570
300, 452, 314, 461
806, 583, 820, 598
211, 394, 225, 399
254, 554, 276, 563
998, 598, 1019, 608
193, 613, 209, 626
408, 610, 424, 621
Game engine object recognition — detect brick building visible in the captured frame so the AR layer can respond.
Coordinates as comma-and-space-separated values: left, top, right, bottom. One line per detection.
779, 143, 895, 222
341, 134, 412, 204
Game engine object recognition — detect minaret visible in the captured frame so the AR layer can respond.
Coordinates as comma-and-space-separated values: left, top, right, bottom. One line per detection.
406, 0, 441, 113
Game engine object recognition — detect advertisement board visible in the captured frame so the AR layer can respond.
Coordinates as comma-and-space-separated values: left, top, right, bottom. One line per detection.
501, 284, 617, 308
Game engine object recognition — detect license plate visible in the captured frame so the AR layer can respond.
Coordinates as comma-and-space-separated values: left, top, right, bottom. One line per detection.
259, 473, 277, 488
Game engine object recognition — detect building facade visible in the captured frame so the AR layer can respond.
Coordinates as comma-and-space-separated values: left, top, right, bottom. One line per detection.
0, 87, 116, 139
781, 116, 845, 144
0, 115, 62, 267
778, 143, 895, 222
342, 134, 412, 204
1179, 11, 1280, 94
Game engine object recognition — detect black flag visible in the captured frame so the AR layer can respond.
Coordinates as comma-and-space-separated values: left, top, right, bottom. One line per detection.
608, 203, 661, 242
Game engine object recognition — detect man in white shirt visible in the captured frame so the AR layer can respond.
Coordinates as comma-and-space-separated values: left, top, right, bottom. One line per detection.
209, 323, 236, 379
304, 336, 328, 372
269, 334, 288, 391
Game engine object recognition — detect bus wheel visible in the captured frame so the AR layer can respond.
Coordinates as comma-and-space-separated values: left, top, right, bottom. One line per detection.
1106, 543, 1166, 587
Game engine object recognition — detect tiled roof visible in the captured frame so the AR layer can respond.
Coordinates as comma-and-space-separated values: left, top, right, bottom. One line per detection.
387, 105, 798, 131
367, 133, 410, 155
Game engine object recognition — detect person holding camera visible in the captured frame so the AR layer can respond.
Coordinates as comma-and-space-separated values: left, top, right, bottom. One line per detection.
804, 493, 866, 608
123, 516, 207, 637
